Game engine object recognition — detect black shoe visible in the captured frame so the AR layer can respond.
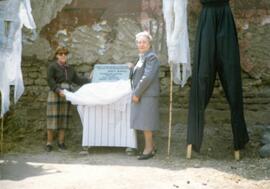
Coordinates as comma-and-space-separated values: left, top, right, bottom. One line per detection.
137, 151, 155, 160
153, 147, 157, 154
125, 148, 136, 156
58, 143, 67, 150
46, 144, 53, 152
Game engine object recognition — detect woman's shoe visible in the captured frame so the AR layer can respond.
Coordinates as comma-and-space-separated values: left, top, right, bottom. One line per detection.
137, 150, 155, 160
45, 144, 53, 152
57, 143, 67, 150
126, 148, 136, 156
153, 147, 157, 154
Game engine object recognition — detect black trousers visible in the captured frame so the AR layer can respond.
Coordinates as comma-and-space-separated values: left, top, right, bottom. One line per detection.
187, 1, 249, 152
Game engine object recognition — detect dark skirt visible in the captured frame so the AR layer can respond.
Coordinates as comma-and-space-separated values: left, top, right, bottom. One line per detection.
46, 91, 71, 130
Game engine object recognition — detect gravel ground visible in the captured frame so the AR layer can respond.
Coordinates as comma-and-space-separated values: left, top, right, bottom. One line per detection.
0, 148, 269, 189
1, 112, 269, 189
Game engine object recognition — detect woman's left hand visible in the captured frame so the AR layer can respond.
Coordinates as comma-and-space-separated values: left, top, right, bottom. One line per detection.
132, 96, 140, 103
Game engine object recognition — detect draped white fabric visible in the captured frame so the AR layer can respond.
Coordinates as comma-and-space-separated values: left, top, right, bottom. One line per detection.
64, 80, 137, 148
0, 0, 36, 117
64, 80, 131, 108
163, 0, 191, 86
77, 103, 137, 148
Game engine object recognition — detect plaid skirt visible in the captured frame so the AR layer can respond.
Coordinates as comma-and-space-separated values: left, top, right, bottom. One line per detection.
46, 91, 71, 130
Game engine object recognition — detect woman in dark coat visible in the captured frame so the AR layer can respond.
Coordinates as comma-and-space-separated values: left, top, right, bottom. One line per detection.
46, 46, 90, 152
187, 0, 249, 154
130, 31, 160, 160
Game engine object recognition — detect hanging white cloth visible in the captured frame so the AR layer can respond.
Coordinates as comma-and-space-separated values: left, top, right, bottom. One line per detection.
0, 0, 36, 117
163, 0, 191, 87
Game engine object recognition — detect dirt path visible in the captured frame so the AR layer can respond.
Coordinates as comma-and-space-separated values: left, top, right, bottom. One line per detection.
1, 113, 270, 189
1, 143, 270, 189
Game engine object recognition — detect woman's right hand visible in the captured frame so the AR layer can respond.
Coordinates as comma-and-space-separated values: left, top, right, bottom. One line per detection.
132, 96, 140, 103
59, 90, 65, 97
126, 62, 134, 69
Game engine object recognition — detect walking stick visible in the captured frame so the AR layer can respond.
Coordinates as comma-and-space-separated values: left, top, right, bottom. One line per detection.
167, 64, 173, 156
1, 115, 4, 155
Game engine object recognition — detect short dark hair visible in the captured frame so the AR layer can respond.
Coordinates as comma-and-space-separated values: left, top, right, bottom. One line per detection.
54, 46, 69, 58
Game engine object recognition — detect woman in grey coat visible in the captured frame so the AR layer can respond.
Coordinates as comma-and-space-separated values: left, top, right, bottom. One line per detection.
130, 31, 160, 160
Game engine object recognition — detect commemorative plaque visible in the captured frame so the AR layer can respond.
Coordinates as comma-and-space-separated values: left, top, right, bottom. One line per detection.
92, 64, 130, 83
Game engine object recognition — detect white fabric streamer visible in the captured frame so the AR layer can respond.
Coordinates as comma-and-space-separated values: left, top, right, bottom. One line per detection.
64, 80, 132, 111
163, 0, 191, 86
0, 0, 36, 117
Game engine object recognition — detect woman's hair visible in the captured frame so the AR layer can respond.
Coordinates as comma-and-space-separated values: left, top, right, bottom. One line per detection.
54, 46, 69, 58
135, 31, 153, 42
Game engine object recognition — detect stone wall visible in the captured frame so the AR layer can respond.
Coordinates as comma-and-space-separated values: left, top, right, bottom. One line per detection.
2, 0, 270, 151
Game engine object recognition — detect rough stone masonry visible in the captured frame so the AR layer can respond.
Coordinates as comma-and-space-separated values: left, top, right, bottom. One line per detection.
1, 0, 269, 154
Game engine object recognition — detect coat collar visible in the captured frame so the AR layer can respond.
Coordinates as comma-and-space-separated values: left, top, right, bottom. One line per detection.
55, 60, 69, 69
140, 49, 154, 59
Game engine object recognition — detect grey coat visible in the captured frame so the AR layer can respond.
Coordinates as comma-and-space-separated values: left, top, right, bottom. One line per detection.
130, 50, 160, 131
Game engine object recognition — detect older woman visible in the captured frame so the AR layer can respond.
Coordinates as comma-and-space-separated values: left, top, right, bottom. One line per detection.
130, 31, 160, 160
46, 46, 90, 152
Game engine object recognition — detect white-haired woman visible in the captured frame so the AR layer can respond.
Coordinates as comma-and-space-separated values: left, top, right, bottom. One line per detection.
130, 31, 160, 160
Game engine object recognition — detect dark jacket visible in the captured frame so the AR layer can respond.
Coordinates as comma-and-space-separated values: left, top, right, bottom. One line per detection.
47, 61, 90, 93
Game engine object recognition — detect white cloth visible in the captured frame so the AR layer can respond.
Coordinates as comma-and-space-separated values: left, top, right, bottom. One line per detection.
77, 103, 137, 148
64, 80, 131, 108
163, 0, 191, 87
64, 80, 137, 148
0, 0, 36, 117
